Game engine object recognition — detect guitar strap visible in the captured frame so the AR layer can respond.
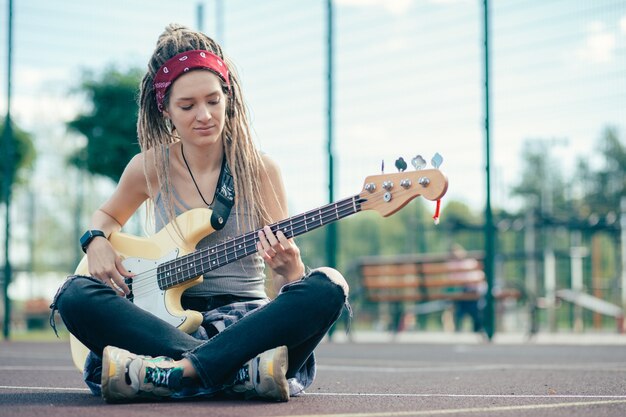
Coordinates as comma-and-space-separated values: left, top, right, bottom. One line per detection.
211, 157, 235, 230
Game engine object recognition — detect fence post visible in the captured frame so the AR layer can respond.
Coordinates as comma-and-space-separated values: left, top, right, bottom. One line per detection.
620, 197, 626, 326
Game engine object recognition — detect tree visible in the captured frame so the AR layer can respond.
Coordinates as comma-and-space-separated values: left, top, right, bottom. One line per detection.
510, 139, 569, 217
0, 119, 36, 203
576, 127, 625, 218
67, 67, 143, 182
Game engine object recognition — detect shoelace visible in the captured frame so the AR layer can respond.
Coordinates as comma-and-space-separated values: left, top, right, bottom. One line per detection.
234, 365, 251, 385
145, 366, 174, 387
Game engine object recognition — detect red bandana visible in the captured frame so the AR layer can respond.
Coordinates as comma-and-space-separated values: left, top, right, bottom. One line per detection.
153, 50, 230, 112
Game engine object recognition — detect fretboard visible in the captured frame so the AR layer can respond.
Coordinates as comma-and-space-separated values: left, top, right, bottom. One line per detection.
157, 194, 365, 289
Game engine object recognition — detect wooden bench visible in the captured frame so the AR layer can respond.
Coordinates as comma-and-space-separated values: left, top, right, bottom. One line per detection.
356, 252, 491, 332
23, 297, 52, 330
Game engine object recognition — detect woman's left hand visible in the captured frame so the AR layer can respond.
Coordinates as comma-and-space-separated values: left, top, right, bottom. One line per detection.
257, 225, 305, 284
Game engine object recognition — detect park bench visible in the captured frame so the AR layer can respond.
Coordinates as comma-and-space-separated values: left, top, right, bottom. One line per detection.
355, 251, 520, 332
23, 297, 52, 330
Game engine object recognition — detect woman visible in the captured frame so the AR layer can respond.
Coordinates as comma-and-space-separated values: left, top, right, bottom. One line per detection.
51, 23, 349, 403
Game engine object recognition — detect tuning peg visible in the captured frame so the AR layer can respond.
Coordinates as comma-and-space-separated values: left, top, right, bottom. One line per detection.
411, 155, 426, 170
431, 152, 443, 168
394, 157, 407, 172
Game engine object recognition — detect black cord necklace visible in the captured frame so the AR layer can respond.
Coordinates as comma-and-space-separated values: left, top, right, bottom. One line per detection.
180, 143, 212, 207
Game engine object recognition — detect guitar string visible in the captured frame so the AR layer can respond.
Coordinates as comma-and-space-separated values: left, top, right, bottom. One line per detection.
129, 197, 361, 296
160, 197, 361, 277
128, 197, 362, 297
160, 197, 361, 281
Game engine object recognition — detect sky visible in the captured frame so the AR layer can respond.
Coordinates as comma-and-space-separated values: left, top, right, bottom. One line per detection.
0, 0, 625, 301
0, 0, 625, 224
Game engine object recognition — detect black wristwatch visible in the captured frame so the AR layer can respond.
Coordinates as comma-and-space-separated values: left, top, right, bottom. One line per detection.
80, 230, 106, 253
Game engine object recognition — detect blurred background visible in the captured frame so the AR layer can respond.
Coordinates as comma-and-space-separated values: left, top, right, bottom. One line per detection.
0, 0, 624, 340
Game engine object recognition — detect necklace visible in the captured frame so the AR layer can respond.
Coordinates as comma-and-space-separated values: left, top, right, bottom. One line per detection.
180, 144, 212, 207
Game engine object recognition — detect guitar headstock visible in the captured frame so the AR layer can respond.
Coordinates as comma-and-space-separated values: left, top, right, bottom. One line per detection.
359, 156, 448, 217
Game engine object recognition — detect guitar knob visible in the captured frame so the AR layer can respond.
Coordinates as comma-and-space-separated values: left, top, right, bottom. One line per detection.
382, 181, 393, 190
419, 177, 430, 187
400, 179, 411, 189
364, 183, 376, 193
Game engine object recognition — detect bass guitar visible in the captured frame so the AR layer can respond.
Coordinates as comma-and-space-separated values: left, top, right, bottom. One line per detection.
70, 164, 448, 370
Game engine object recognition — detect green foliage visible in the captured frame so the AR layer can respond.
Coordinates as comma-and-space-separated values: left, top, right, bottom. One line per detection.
67, 66, 143, 182
504, 128, 625, 306
0, 119, 36, 203
443, 200, 480, 223
512, 128, 625, 220
510, 139, 570, 215
575, 126, 626, 217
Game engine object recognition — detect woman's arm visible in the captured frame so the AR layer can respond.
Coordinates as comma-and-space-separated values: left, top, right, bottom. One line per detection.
83, 153, 151, 295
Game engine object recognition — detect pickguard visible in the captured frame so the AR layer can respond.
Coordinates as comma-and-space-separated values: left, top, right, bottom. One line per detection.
122, 249, 185, 328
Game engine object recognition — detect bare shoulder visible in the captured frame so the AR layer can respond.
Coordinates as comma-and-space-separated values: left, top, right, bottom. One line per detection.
118, 153, 144, 184
260, 153, 282, 181
126, 152, 145, 172
259, 153, 288, 218
116, 151, 154, 197
98, 152, 151, 225
125, 149, 160, 184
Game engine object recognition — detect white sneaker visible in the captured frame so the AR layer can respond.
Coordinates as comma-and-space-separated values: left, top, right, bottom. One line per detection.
101, 346, 183, 403
231, 346, 289, 402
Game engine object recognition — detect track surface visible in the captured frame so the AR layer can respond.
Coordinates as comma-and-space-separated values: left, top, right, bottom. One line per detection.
2, 333, 626, 417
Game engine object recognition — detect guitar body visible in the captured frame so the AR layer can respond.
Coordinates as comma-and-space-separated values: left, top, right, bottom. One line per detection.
70, 208, 216, 371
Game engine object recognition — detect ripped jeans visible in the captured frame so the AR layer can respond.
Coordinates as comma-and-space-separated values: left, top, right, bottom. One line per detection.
51, 268, 349, 393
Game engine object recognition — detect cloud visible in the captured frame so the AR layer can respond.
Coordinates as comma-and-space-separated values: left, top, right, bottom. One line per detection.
335, 0, 469, 14
15, 66, 72, 94
9, 65, 84, 129
335, 0, 413, 15
576, 21, 616, 64
428, 0, 472, 4
13, 94, 83, 128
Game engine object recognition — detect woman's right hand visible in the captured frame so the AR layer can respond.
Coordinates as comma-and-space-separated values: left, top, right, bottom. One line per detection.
86, 237, 133, 296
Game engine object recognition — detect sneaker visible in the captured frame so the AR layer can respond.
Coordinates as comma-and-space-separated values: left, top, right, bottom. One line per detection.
231, 345, 289, 402
101, 345, 183, 403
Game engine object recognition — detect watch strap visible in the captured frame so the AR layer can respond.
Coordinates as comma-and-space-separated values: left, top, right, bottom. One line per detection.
80, 230, 106, 253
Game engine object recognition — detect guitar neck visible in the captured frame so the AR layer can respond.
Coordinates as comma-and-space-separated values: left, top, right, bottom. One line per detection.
158, 194, 365, 289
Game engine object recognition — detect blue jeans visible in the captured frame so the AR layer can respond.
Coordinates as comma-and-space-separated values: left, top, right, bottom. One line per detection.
52, 269, 348, 389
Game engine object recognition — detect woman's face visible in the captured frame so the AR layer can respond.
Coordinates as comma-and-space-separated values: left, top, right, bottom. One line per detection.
164, 70, 227, 146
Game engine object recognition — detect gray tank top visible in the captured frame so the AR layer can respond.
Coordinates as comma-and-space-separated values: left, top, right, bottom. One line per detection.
154, 189, 267, 299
